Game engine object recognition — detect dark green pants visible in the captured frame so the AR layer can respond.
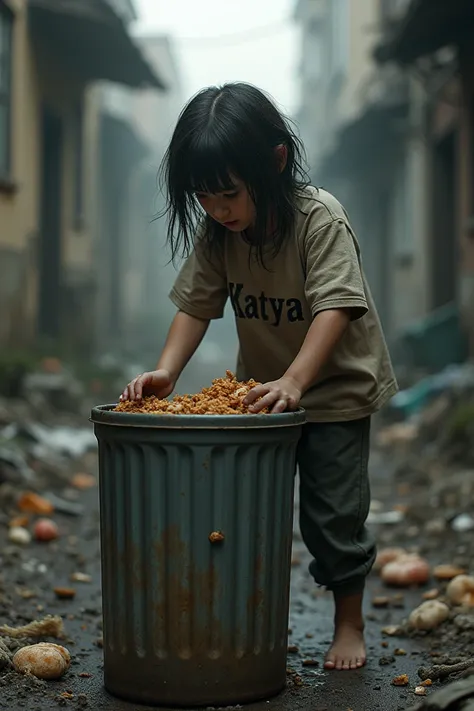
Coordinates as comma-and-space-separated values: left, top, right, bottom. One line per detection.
296, 416, 376, 596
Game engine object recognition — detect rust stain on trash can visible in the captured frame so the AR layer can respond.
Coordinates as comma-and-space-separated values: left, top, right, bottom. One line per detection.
153, 524, 222, 658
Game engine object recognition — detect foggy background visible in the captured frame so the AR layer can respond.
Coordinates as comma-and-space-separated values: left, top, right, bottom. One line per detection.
1, 0, 473, 400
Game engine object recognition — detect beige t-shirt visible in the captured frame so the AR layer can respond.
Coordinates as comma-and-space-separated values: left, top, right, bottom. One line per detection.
169, 186, 398, 422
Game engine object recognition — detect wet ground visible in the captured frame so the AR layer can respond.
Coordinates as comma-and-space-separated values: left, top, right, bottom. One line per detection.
0, 447, 437, 711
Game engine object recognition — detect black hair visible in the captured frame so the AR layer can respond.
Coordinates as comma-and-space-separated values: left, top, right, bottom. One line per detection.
158, 82, 309, 266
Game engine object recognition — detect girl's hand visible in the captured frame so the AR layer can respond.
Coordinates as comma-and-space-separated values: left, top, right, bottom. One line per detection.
244, 377, 302, 414
120, 369, 175, 402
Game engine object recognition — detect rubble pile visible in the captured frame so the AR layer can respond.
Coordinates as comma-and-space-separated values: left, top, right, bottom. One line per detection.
375, 363, 474, 558
0, 358, 99, 700
370, 364, 474, 708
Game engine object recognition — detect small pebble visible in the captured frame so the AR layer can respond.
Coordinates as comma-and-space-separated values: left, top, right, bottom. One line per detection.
54, 587, 76, 600
71, 573, 92, 584
8, 527, 32, 545
414, 686, 427, 696
392, 674, 409, 686
372, 596, 390, 608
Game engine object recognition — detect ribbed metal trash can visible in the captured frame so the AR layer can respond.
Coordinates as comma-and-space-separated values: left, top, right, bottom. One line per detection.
91, 405, 305, 708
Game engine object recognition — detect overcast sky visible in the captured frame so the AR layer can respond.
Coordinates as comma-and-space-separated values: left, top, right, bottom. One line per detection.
133, 0, 300, 114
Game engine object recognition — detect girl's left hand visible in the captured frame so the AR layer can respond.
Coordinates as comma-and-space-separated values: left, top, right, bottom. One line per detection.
244, 377, 302, 414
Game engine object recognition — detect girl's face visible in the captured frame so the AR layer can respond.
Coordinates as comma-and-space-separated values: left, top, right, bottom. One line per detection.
194, 178, 256, 232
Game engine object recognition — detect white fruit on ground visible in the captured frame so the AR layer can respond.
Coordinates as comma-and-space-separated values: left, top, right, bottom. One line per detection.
446, 575, 474, 607
12, 643, 71, 680
8, 527, 32, 545
408, 600, 450, 631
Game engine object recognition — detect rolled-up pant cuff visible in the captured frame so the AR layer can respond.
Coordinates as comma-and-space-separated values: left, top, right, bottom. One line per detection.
309, 560, 368, 597
327, 577, 366, 597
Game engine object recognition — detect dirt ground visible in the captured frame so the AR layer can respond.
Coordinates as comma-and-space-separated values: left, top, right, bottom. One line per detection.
1, 384, 474, 711
1, 444, 450, 711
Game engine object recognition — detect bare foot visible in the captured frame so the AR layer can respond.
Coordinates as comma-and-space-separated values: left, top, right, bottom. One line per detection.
324, 591, 366, 671
324, 622, 366, 671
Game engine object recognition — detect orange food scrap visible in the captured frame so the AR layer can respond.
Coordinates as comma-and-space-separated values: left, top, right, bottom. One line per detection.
18, 492, 54, 515
433, 565, 466, 581
9, 516, 30, 528
209, 531, 225, 543
71, 473, 97, 490
53, 587, 76, 600
392, 674, 409, 686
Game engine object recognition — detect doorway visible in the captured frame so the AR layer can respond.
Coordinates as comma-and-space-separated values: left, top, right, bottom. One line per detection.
38, 107, 63, 339
431, 131, 457, 309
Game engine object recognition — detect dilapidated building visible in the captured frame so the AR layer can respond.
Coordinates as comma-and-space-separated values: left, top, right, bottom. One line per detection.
0, 0, 163, 355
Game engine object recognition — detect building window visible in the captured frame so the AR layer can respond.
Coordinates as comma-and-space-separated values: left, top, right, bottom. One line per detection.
0, 1, 13, 181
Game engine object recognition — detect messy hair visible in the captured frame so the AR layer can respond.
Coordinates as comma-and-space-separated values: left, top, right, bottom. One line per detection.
158, 82, 309, 266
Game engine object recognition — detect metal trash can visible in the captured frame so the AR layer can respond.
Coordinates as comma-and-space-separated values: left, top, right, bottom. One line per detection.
90, 405, 305, 708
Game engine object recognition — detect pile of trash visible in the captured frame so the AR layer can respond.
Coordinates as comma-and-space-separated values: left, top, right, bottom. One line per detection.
0, 355, 98, 489
0, 355, 98, 556
369, 363, 474, 709
0, 358, 100, 699
373, 362, 474, 553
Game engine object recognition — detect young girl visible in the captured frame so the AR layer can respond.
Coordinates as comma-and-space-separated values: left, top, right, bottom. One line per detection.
121, 82, 398, 672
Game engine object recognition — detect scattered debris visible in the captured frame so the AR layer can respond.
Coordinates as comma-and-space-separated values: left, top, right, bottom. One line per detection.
43, 491, 84, 516
70, 572, 92, 584
392, 673, 409, 686
34, 518, 59, 542
379, 655, 396, 666
286, 667, 304, 689
414, 686, 427, 696
0, 614, 64, 639
418, 658, 474, 682
71, 473, 96, 490
422, 589, 440, 600
382, 625, 403, 636
408, 601, 450, 631
53, 587, 76, 600
446, 574, 474, 606
406, 677, 474, 711
8, 515, 29, 528
24, 422, 95, 459
8, 526, 31, 545
380, 554, 431, 587
0, 639, 11, 669
375, 547, 407, 571
209, 531, 225, 543
433, 564, 467, 581
18, 492, 53, 515
451, 513, 474, 533
367, 510, 405, 525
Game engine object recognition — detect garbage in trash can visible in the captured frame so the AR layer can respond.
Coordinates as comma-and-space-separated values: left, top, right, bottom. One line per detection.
91, 405, 305, 707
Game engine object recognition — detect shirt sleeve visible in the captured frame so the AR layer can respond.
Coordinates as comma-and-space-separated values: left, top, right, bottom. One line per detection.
169, 236, 228, 320
303, 218, 368, 321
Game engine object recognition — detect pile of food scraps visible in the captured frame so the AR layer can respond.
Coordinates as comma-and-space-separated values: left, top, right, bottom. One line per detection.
115, 371, 265, 416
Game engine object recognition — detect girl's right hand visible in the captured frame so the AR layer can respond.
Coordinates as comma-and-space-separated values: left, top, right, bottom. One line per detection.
120, 369, 175, 402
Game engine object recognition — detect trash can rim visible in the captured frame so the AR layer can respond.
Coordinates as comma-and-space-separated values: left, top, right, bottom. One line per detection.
90, 404, 306, 429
